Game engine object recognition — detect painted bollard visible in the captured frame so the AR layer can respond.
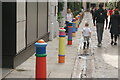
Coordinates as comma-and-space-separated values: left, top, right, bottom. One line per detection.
76, 16, 79, 31
35, 39, 47, 80
72, 18, 76, 37
59, 28, 66, 63
68, 22, 73, 45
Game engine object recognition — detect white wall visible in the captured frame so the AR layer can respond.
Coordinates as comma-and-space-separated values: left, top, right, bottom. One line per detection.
16, 0, 26, 54
60, 0, 67, 27
48, 1, 59, 40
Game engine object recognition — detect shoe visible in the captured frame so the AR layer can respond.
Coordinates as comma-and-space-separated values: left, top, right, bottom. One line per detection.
83, 46, 85, 50
111, 41, 114, 45
87, 42, 89, 49
97, 43, 101, 47
114, 43, 117, 45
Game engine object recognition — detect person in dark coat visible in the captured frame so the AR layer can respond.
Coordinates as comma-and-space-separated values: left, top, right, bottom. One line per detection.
108, 10, 120, 45
91, 7, 97, 21
93, 4, 108, 47
118, 11, 120, 37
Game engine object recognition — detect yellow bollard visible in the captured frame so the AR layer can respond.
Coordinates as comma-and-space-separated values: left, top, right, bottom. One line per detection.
58, 28, 66, 63
59, 37, 65, 55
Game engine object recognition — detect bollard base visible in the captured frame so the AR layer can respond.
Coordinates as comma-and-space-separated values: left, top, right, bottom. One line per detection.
72, 33, 76, 37
58, 56, 65, 63
36, 57, 46, 80
68, 40, 72, 45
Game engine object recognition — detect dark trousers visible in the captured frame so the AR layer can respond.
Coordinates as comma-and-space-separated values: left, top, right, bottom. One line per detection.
83, 36, 90, 48
64, 21, 69, 33
96, 23, 104, 43
111, 33, 118, 42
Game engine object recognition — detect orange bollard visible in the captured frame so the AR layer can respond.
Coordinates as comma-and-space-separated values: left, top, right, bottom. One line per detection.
35, 39, 47, 80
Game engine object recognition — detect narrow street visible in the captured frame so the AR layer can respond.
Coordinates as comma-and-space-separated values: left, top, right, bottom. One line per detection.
1, 1, 119, 79
72, 12, 118, 79
3, 12, 118, 80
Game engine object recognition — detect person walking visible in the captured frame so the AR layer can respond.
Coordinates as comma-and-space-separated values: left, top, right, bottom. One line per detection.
113, 7, 118, 12
65, 9, 73, 34
82, 22, 91, 49
91, 7, 97, 23
93, 3, 108, 47
107, 10, 120, 45
81, 6, 84, 12
66, 9, 73, 22
119, 12, 120, 37
108, 8, 113, 16
90, 7, 94, 18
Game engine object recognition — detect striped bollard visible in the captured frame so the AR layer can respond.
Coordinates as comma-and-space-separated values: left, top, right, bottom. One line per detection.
68, 22, 73, 45
35, 39, 47, 80
59, 28, 66, 63
76, 16, 79, 31
72, 18, 76, 37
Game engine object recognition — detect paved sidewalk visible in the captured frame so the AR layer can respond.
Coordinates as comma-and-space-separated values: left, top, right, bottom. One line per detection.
3, 12, 118, 80
3, 15, 83, 79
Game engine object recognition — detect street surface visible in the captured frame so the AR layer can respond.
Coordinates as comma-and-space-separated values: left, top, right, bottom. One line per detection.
72, 12, 118, 79
3, 12, 118, 80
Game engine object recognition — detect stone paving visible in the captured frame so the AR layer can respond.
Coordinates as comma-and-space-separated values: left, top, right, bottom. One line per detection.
3, 13, 81, 79
72, 12, 118, 79
2, 12, 118, 80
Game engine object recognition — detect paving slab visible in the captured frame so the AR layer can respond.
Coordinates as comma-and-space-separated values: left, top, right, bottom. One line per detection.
3, 12, 118, 79
3, 16, 81, 79
71, 12, 118, 79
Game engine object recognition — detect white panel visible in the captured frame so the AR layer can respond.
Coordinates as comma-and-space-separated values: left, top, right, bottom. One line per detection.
17, 1, 26, 22
27, 2, 37, 45
38, 2, 48, 37
17, 21, 26, 53
16, 1, 26, 53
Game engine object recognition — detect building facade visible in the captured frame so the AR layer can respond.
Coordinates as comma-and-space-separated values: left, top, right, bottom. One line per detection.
48, 1, 59, 40
2, 0, 59, 78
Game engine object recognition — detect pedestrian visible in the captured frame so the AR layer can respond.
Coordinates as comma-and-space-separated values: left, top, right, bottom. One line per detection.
91, 7, 97, 23
107, 10, 120, 45
82, 22, 91, 49
66, 9, 73, 22
108, 8, 113, 16
119, 11, 120, 37
104, 7, 108, 13
65, 9, 73, 34
81, 6, 84, 12
90, 7, 94, 17
113, 7, 118, 12
93, 3, 108, 47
